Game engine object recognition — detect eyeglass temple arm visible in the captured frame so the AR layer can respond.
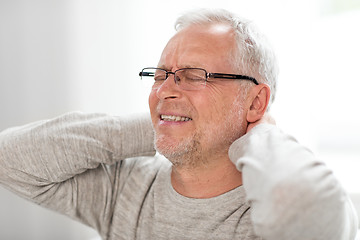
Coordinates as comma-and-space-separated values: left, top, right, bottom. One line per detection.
208, 73, 259, 85
139, 72, 155, 77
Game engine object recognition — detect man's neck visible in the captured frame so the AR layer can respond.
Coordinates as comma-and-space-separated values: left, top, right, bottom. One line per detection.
170, 157, 243, 199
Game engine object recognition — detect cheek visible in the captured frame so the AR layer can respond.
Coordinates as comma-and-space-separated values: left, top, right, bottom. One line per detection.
198, 89, 238, 120
203, 87, 247, 132
148, 91, 159, 121
148, 89, 157, 108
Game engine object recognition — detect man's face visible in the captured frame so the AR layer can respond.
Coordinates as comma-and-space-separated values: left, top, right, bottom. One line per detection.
149, 23, 249, 167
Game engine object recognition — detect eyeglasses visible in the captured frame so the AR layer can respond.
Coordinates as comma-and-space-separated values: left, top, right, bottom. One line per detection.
139, 67, 258, 91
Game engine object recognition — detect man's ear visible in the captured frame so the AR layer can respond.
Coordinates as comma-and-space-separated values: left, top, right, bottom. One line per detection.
246, 84, 271, 123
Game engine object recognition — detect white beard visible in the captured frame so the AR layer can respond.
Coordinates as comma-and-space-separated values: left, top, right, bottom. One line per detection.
154, 131, 203, 168
154, 94, 246, 169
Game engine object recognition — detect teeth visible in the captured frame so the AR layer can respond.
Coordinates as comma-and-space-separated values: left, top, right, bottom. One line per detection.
161, 115, 191, 122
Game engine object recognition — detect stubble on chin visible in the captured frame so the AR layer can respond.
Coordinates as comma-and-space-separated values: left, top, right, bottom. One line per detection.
154, 132, 208, 169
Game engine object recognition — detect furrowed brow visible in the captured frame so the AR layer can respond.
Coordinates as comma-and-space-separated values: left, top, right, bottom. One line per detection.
179, 63, 205, 69
156, 65, 169, 71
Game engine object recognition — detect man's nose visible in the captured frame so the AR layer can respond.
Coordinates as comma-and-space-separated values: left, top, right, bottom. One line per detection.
156, 73, 181, 100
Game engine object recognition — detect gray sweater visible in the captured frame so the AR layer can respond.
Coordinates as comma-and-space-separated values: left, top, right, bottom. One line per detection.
0, 112, 358, 239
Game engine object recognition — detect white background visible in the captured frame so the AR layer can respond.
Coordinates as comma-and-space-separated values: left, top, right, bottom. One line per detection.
0, 0, 359, 239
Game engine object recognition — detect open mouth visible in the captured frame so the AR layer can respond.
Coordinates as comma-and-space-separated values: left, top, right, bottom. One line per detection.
160, 114, 192, 122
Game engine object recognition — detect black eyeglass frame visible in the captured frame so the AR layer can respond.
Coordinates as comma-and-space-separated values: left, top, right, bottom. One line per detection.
139, 67, 259, 86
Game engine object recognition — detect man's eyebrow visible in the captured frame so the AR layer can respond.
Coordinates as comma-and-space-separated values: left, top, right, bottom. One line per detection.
157, 65, 170, 70
156, 64, 205, 70
181, 64, 200, 69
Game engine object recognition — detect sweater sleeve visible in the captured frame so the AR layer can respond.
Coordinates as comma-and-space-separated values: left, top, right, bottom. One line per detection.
0, 112, 156, 236
228, 124, 358, 240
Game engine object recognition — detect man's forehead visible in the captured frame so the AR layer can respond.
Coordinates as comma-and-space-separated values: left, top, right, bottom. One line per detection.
158, 23, 236, 69
174, 23, 235, 42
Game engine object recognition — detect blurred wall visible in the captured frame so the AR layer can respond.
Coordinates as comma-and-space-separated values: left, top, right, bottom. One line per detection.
0, 0, 98, 239
0, 0, 77, 127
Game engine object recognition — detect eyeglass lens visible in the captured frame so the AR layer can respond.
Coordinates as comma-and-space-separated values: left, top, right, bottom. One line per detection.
142, 68, 207, 91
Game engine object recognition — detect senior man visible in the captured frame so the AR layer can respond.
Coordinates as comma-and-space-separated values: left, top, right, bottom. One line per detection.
0, 8, 358, 240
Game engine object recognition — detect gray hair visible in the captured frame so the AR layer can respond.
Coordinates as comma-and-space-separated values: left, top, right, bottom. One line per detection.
175, 8, 278, 107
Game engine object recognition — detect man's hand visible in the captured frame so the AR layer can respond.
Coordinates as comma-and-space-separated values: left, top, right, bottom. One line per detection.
246, 113, 276, 133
